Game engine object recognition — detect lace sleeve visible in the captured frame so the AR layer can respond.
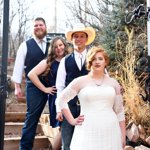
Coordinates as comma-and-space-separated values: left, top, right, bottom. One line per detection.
55, 78, 80, 112
113, 95, 125, 121
113, 80, 125, 122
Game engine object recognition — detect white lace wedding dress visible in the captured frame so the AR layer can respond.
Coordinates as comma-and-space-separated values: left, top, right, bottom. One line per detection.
56, 75, 125, 150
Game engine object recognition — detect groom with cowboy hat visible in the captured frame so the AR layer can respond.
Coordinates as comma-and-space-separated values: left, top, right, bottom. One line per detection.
55, 23, 96, 150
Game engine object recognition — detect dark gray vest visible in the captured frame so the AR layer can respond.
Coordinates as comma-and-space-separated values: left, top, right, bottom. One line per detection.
24, 38, 49, 79
65, 53, 88, 106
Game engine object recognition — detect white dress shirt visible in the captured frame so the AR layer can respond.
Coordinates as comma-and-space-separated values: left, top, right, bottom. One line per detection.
55, 49, 87, 112
11, 36, 47, 83
74, 50, 87, 70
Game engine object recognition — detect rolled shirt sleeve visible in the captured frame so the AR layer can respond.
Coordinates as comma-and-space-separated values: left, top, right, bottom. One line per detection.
11, 42, 27, 83
55, 57, 67, 112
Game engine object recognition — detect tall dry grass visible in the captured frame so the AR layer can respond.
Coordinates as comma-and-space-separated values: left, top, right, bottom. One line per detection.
113, 27, 150, 135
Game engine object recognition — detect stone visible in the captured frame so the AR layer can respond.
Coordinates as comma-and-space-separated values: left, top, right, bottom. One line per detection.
145, 136, 150, 146
138, 124, 146, 140
124, 145, 135, 150
135, 145, 150, 150
127, 123, 140, 143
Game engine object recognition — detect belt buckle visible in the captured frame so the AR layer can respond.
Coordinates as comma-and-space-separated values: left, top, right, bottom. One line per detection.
76, 99, 80, 106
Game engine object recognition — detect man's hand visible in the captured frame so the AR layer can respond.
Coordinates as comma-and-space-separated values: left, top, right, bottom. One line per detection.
14, 83, 23, 98
56, 112, 63, 122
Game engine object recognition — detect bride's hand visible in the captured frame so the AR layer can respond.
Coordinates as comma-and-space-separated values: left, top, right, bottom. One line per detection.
72, 115, 84, 126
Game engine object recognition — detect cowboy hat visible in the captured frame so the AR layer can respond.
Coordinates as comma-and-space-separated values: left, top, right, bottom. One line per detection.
65, 23, 96, 46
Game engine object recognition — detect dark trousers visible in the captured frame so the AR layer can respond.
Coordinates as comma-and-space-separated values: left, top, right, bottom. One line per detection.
19, 82, 47, 150
48, 94, 60, 128
61, 104, 80, 150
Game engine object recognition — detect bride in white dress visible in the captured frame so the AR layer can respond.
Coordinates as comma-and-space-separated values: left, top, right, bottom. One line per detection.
56, 46, 126, 150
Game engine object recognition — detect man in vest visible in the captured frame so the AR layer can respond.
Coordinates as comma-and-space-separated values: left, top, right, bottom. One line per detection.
12, 17, 49, 150
55, 23, 96, 150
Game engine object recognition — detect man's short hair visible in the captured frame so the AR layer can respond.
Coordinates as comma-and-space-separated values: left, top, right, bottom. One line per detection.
34, 17, 46, 25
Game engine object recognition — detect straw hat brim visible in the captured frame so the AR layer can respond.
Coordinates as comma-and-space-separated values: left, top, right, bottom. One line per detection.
65, 27, 96, 46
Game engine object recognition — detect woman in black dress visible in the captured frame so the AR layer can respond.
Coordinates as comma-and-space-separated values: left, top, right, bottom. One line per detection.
28, 36, 69, 150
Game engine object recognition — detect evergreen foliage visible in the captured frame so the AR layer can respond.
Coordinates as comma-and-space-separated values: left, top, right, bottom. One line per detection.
100, 0, 146, 62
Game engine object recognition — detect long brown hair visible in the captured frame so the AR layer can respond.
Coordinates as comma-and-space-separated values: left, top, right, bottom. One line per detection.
43, 36, 69, 76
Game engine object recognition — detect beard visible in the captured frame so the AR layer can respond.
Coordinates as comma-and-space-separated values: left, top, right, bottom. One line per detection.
34, 30, 47, 39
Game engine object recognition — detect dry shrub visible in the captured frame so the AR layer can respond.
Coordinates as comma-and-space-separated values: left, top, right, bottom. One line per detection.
114, 27, 150, 135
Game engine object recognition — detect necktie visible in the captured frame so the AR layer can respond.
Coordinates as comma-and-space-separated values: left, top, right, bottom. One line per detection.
79, 54, 83, 70
40, 40, 44, 51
